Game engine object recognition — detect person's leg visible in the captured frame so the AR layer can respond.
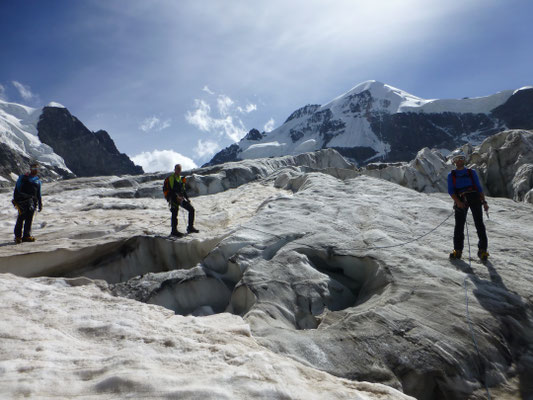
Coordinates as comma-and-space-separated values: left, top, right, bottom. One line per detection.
22, 210, 35, 238
180, 200, 197, 232
469, 198, 488, 251
171, 207, 179, 234
453, 206, 467, 252
14, 214, 24, 239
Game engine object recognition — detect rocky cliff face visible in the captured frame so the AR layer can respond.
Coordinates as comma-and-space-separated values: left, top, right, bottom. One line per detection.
367, 110, 502, 162
356, 129, 533, 204
37, 106, 143, 177
207, 82, 533, 167
469, 129, 533, 202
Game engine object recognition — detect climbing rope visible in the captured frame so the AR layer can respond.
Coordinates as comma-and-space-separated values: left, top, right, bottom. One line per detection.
235, 209, 455, 255
329, 209, 455, 253
463, 219, 492, 399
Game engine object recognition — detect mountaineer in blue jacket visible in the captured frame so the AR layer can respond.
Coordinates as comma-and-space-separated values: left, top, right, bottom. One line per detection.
447, 151, 489, 261
12, 162, 42, 243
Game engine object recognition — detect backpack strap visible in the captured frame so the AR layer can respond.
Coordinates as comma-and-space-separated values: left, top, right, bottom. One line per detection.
451, 170, 457, 189
466, 169, 480, 193
163, 177, 170, 199
453, 169, 479, 196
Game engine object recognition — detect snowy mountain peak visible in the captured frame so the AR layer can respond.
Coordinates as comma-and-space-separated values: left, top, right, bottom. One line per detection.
46, 101, 66, 108
0, 99, 69, 171
347, 80, 417, 100
0, 99, 39, 121
206, 81, 533, 168
323, 80, 427, 114
1, 99, 143, 183
514, 85, 533, 95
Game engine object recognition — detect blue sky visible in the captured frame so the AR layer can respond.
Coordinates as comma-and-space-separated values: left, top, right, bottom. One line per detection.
1, 0, 532, 171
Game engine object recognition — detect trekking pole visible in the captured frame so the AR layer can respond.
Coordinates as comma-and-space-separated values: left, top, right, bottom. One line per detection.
181, 209, 188, 227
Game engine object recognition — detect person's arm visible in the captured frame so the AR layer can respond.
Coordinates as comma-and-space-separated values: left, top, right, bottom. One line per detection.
472, 170, 489, 211
180, 178, 189, 202
448, 173, 465, 208
472, 170, 484, 194
451, 193, 466, 209
479, 192, 488, 211
13, 176, 22, 199
37, 180, 42, 211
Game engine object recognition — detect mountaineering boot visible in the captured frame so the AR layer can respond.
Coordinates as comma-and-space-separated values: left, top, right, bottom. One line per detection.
22, 236, 35, 242
14, 237, 22, 244
187, 227, 199, 234
449, 250, 462, 259
478, 249, 489, 262
170, 231, 184, 238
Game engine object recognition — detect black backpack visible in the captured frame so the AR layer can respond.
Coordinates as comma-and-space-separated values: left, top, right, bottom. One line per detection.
22, 175, 38, 196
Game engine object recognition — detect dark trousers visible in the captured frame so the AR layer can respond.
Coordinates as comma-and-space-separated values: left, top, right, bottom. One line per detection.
171, 200, 195, 233
14, 209, 35, 238
453, 192, 488, 251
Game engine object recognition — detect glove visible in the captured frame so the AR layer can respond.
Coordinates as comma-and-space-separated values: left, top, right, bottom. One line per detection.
38, 205, 42, 212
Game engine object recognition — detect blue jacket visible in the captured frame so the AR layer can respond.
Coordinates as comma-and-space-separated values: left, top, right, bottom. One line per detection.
447, 168, 483, 195
14, 173, 42, 207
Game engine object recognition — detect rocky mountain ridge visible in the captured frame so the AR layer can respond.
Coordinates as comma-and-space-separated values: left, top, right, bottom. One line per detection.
37, 106, 143, 177
0, 99, 143, 186
206, 81, 533, 167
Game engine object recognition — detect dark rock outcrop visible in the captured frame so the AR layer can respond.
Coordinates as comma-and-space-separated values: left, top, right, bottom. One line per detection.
284, 104, 321, 123
243, 128, 264, 141
491, 87, 533, 128
202, 143, 240, 168
368, 111, 503, 162
37, 106, 143, 177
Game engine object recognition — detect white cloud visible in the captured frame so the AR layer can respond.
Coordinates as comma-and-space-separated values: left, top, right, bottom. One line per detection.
12, 81, 38, 102
185, 97, 247, 142
131, 149, 197, 173
0, 84, 6, 100
202, 86, 215, 95
217, 95, 234, 116
264, 118, 275, 132
139, 116, 171, 132
194, 139, 219, 159
237, 103, 257, 114
225, 117, 246, 142
185, 100, 212, 132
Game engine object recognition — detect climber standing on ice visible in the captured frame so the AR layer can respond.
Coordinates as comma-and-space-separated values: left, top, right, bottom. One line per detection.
163, 164, 199, 237
448, 151, 489, 261
12, 161, 43, 244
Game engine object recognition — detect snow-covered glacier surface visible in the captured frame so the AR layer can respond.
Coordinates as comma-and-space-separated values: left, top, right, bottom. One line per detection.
1, 147, 532, 399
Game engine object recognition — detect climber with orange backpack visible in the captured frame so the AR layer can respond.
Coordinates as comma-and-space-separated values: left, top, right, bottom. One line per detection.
448, 151, 489, 261
163, 164, 199, 237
